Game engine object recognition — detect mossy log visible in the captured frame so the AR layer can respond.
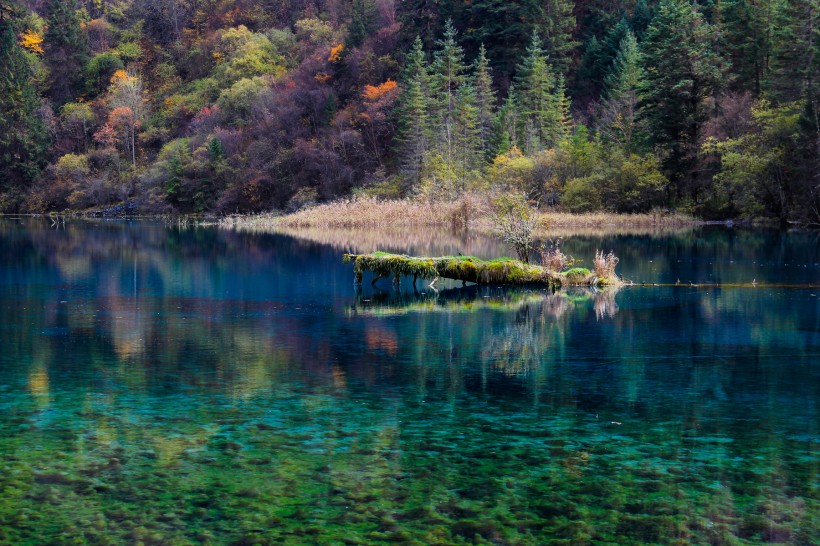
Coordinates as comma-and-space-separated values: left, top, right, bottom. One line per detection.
343, 252, 620, 288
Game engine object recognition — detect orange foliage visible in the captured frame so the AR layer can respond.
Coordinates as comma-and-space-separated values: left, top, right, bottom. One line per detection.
20, 30, 44, 55
328, 43, 344, 63
110, 69, 130, 84
109, 106, 135, 125
314, 72, 332, 83
361, 80, 397, 101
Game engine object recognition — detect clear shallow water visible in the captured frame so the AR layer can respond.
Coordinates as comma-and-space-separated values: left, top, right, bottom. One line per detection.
0, 219, 817, 545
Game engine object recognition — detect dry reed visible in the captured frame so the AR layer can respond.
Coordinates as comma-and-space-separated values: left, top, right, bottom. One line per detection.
218, 196, 696, 232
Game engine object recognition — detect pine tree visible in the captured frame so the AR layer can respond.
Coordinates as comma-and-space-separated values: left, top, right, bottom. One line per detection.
430, 20, 467, 179
639, 0, 725, 192
44, 0, 90, 106
721, 0, 768, 94
516, 31, 564, 150
630, 0, 653, 38
397, 37, 432, 183
472, 43, 496, 160
348, 0, 377, 48
491, 86, 519, 156
0, 8, 49, 196
577, 18, 630, 101
765, 0, 818, 103
543, 0, 579, 77
605, 30, 642, 101
453, 83, 482, 177
600, 30, 644, 152
554, 75, 572, 143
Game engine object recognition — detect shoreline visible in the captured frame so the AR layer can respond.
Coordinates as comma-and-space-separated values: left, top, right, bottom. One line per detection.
215, 196, 700, 233
0, 197, 785, 232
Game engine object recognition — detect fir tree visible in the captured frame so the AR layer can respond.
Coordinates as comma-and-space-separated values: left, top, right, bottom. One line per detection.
0, 8, 49, 196
472, 43, 496, 160
543, 0, 579, 77
516, 31, 564, 150
430, 20, 467, 178
639, 0, 725, 192
44, 0, 90, 106
721, 0, 768, 94
492, 86, 519, 156
765, 0, 818, 103
453, 83, 482, 176
348, 0, 377, 48
600, 30, 644, 152
397, 37, 432, 183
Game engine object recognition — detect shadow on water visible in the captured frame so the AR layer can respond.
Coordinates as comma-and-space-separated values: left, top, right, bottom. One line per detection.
0, 218, 817, 544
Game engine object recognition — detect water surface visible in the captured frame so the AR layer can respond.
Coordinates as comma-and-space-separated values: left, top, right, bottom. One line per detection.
0, 219, 817, 544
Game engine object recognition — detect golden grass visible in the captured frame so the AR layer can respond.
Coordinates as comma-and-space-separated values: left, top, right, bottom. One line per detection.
218, 195, 696, 233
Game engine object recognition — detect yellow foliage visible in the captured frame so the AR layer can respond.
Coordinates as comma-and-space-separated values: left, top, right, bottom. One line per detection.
110, 69, 130, 84
20, 30, 44, 55
328, 43, 344, 63
361, 79, 397, 101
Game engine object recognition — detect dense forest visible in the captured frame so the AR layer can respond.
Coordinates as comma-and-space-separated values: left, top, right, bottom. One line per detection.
0, 0, 817, 222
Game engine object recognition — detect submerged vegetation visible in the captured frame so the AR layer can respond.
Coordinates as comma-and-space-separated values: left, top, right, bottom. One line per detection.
344, 250, 621, 287
1, 0, 817, 224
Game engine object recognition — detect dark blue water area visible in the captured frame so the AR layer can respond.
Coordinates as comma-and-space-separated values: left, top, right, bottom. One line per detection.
0, 218, 817, 545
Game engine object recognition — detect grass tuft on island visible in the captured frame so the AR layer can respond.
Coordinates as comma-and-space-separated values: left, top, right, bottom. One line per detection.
218, 195, 696, 233
343, 251, 621, 288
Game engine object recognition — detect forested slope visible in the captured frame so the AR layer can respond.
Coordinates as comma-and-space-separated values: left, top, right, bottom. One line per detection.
0, 0, 817, 222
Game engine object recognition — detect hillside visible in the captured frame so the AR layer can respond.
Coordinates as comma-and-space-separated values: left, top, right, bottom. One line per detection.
0, 0, 817, 222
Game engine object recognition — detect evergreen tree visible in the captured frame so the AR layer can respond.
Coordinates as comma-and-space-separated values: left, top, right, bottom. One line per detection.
491, 86, 519, 156
721, 0, 768, 94
472, 43, 496, 160
44, 0, 90, 106
630, 0, 653, 38
765, 0, 818, 103
0, 7, 49, 197
543, 0, 579, 77
348, 0, 377, 48
600, 30, 644, 152
605, 30, 642, 101
639, 0, 725, 194
430, 20, 467, 177
397, 37, 432, 183
516, 32, 564, 151
555, 75, 572, 142
577, 18, 630, 100
453, 83, 482, 176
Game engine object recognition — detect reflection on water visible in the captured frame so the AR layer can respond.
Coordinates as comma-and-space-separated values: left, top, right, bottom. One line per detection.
0, 218, 817, 544
269, 224, 698, 256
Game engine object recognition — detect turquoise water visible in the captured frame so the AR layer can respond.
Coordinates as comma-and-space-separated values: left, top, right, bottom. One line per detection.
0, 219, 817, 545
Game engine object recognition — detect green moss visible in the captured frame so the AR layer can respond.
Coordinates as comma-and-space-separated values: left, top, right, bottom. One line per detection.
345, 252, 622, 289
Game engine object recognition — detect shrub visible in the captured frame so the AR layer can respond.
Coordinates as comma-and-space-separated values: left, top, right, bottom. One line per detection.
85, 52, 125, 96
54, 154, 90, 181
538, 239, 572, 273
561, 175, 607, 212
216, 77, 271, 125
593, 250, 619, 279
490, 194, 541, 263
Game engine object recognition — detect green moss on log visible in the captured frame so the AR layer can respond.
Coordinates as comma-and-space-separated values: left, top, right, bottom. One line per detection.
344, 252, 622, 288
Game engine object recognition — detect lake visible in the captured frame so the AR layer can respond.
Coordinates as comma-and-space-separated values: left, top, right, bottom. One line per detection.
0, 218, 817, 544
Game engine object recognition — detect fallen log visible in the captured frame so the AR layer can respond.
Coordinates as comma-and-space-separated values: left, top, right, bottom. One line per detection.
342, 251, 621, 288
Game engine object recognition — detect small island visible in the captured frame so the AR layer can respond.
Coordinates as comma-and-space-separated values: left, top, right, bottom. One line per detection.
344, 250, 621, 288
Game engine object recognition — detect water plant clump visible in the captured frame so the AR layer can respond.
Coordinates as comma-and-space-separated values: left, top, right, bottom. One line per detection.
344, 251, 622, 287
